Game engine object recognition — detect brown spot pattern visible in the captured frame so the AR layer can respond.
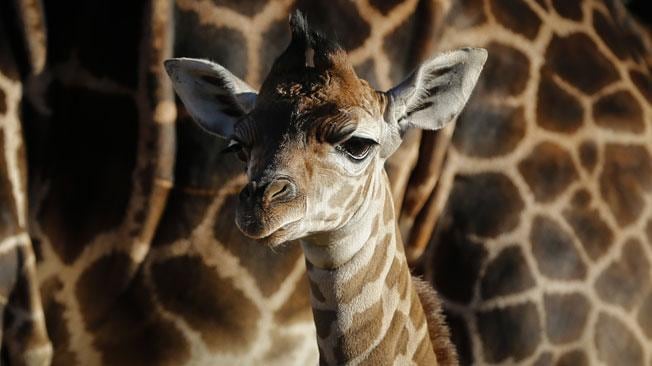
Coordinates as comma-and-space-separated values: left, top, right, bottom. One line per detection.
40, 88, 137, 264
570, 189, 592, 207
536, 72, 584, 133
563, 202, 614, 261
481, 42, 531, 96
0, 245, 18, 297
533, 352, 553, 366
595, 239, 650, 310
382, 3, 429, 85
354, 59, 379, 90
530, 215, 587, 280
476, 302, 542, 363
578, 140, 598, 173
152, 192, 213, 247
445, 312, 472, 365
637, 291, 652, 340
263, 330, 303, 363
480, 246, 536, 299
211, 0, 267, 17
412, 336, 434, 364
518, 142, 579, 202
151, 255, 259, 352
337, 232, 389, 303
0, 88, 6, 115
599, 144, 652, 226
556, 350, 589, 366
360, 312, 413, 363
446, 0, 487, 29
175, 9, 248, 79
75, 253, 135, 328
369, 0, 402, 15
629, 70, 652, 104
313, 308, 337, 339
551, 0, 583, 21
454, 101, 526, 157
275, 275, 313, 325
544, 292, 590, 343
443, 173, 525, 237
593, 10, 631, 60
309, 277, 326, 302
90, 277, 191, 366
594, 90, 644, 133
260, 17, 291, 84
594, 312, 644, 366
490, 0, 541, 39
334, 301, 384, 363
294, 0, 370, 51
544, 33, 619, 94
431, 224, 488, 304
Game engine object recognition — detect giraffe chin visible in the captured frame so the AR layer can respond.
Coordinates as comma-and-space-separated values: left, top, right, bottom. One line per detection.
236, 217, 303, 247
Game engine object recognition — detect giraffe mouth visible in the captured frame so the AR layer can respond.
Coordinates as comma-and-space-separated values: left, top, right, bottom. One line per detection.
236, 213, 304, 246
258, 219, 303, 244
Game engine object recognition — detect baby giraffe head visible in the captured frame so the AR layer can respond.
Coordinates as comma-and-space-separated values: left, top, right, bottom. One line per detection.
165, 12, 486, 246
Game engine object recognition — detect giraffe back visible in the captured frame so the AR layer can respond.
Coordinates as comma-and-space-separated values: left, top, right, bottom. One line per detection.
420, 0, 652, 364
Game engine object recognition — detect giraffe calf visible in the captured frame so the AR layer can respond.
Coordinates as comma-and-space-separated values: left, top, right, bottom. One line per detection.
165, 12, 485, 366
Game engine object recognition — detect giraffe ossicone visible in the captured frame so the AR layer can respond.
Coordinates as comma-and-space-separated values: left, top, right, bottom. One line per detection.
166, 11, 486, 365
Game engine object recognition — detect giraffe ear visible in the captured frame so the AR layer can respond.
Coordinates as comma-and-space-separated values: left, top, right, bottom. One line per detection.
164, 58, 257, 138
385, 47, 487, 133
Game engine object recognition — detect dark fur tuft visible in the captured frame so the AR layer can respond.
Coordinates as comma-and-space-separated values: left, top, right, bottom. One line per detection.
412, 277, 459, 366
289, 10, 311, 48
280, 10, 344, 70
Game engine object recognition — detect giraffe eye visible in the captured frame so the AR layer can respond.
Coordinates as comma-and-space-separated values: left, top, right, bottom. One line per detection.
222, 139, 249, 162
337, 137, 377, 161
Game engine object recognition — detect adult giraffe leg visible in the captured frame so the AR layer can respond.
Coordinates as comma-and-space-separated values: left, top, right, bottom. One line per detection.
0, 4, 52, 363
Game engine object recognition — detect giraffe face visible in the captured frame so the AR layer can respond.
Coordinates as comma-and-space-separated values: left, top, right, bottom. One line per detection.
226, 89, 388, 245
165, 12, 487, 246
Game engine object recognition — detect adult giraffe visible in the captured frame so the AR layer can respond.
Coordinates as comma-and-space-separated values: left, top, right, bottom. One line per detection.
2, 0, 651, 365
415, 0, 652, 365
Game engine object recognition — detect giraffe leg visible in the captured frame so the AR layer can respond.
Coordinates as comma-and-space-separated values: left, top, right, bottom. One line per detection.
399, 125, 455, 264
2, 237, 53, 366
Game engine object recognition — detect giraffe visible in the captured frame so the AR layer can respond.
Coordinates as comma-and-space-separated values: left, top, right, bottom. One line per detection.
3, 0, 651, 365
0, 0, 453, 364
164, 12, 486, 364
0, 3, 52, 365
405, 0, 652, 364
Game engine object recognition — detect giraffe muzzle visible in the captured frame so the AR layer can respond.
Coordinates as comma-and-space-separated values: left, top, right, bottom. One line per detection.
235, 177, 305, 245
239, 178, 298, 206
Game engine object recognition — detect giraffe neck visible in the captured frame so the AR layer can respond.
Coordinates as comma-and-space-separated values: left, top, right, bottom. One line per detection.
300, 172, 437, 365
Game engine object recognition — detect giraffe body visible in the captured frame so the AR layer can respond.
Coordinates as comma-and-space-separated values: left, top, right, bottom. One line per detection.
415, 0, 652, 364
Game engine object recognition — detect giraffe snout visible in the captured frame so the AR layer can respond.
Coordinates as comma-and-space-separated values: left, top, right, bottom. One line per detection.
239, 178, 298, 206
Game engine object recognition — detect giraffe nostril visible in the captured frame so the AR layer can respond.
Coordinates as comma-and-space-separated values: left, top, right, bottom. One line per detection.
264, 178, 297, 203
239, 182, 256, 201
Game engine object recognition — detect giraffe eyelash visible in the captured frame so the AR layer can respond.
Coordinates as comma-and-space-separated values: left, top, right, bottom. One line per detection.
337, 136, 378, 161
